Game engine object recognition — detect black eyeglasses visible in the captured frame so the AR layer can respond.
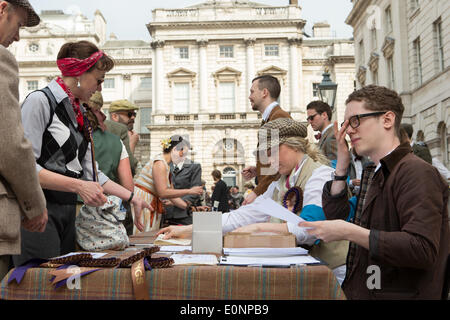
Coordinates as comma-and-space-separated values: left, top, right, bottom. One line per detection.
341, 111, 387, 129
306, 113, 319, 122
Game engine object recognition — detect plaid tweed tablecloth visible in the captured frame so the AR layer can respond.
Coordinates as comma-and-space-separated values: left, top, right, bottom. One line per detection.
0, 231, 346, 300
0, 264, 345, 300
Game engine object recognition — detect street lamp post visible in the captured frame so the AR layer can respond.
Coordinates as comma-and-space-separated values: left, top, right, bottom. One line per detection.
318, 71, 338, 110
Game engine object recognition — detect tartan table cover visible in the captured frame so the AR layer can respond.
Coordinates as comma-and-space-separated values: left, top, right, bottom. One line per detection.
1, 264, 345, 300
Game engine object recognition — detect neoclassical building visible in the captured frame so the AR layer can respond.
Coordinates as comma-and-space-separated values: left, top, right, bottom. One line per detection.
147, 0, 355, 188
347, 0, 449, 167
10, 1, 356, 188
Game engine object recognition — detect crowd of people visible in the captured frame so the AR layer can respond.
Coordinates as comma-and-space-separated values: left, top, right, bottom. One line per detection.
0, 0, 448, 300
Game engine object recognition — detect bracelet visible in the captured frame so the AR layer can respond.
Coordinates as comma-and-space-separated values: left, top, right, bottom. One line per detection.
127, 192, 134, 203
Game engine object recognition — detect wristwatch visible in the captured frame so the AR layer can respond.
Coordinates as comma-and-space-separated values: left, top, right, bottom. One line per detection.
331, 171, 348, 181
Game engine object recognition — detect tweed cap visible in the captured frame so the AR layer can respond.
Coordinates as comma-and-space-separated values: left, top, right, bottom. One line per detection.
89, 91, 103, 110
109, 99, 139, 113
255, 118, 308, 155
6, 0, 40, 27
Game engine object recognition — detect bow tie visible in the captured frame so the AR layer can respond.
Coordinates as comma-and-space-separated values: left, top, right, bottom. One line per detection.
173, 167, 180, 174
354, 155, 363, 161
314, 133, 322, 140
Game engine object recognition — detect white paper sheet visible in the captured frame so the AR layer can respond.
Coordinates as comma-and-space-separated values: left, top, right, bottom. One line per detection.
223, 247, 308, 256
251, 197, 308, 227
153, 234, 192, 246
219, 255, 320, 267
171, 254, 218, 266
159, 246, 192, 252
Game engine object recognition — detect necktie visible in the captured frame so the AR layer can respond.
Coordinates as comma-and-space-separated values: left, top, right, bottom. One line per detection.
314, 133, 322, 140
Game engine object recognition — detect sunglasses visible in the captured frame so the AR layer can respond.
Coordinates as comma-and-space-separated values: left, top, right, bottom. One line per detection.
341, 111, 387, 129
119, 111, 137, 118
306, 113, 319, 121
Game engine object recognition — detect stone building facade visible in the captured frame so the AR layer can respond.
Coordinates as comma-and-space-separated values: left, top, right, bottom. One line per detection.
147, 0, 355, 188
346, 0, 449, 167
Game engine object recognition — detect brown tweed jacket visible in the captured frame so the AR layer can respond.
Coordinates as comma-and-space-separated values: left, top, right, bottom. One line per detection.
0, 46, 46, 255
317, 126, 338, 161
254, 105, 292, 196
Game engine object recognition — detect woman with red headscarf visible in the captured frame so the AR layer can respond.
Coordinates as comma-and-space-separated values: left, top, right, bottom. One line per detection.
13, 41, 151, 266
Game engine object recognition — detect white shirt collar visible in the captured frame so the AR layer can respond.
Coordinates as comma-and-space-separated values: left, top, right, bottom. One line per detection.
321, 123, 333, 135
48, 79, 69, 104
262, 101, 279, 121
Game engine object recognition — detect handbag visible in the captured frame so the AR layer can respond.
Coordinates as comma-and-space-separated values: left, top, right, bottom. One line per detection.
75, 195, 130, 251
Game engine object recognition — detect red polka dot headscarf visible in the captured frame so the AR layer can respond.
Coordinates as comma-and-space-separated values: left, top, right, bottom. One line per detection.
57, 51, 104, 77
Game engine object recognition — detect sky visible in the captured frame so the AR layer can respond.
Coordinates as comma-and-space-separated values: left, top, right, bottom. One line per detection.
28, 0, 354, 41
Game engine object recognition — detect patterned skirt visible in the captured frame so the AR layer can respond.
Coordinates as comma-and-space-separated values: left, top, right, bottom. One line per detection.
133, 185, 163, 235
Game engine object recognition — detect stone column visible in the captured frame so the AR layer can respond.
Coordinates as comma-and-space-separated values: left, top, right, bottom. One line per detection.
197, 39, 208, 113
151, 40, 165, 115
288, 37, 302, 111
245, 38, 256, 112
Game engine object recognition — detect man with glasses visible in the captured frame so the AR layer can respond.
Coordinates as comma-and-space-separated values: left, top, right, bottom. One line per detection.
106, 99, 139, 176
300, 85, 449, 299
306, 100, 338, 162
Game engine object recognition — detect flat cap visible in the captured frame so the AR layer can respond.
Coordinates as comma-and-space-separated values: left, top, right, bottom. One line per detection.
7, 0, 40, 27
255, 118, 308, 154
109, 99, 139, 113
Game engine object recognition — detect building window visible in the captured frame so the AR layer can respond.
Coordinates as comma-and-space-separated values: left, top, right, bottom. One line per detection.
359, 39, 365, 65
413, 37, 422, 87
177, 47, 189, 59
219, 82, 235, 113
372, 70, 378, 85
173, 83, 189, 114
433, 18, 444, 73
139, 107, 152, 134
385, 6, 393, 34
387, 56, 395, 90
103, 78, 115, 89
140, 77, 152, 89
219, 45, 234, 58
28, 43, 39, 53
312, 82, 320, 97
27, 80, 38, 91
264, 44, 279, 57
410, 0, 419, 12
371, 26, 377, 51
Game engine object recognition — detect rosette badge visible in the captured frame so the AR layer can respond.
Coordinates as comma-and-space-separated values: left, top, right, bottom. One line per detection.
161, 138, 172, 150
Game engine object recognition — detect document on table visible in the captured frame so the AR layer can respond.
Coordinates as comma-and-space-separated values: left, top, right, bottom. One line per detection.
223, 247, 308, 256
219, 255, 321, 267
159, 245, 192, 253
251, 197, 310, 228
153, 234, 192, 246
171, 254, 218, 266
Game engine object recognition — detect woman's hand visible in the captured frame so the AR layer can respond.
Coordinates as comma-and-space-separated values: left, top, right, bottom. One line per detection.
233, 223, 262, 233
189, 186, 203, 195
156, 225, 192, 239
77, 181, 107, 207
131, 196, 153, 232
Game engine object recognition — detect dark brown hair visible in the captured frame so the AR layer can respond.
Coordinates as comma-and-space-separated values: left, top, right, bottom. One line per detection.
211, 169, 222, 180
306, 100, 332, 121
57, 40, 114, 73
252, 75, 281, 100
346, 85, 404, 137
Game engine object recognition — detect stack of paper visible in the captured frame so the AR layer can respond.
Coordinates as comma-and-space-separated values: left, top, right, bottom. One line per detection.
171, 254, 218, 266
223, 247, 308, 257
219, 255, 320, 267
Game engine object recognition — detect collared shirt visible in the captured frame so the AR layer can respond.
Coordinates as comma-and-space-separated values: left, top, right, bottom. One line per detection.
21, 79, 109, 185
261, 101, 279, 122
321, 123, 334, 136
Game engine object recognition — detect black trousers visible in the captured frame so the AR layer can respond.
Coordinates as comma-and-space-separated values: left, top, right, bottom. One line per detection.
12, 201, 76, 267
